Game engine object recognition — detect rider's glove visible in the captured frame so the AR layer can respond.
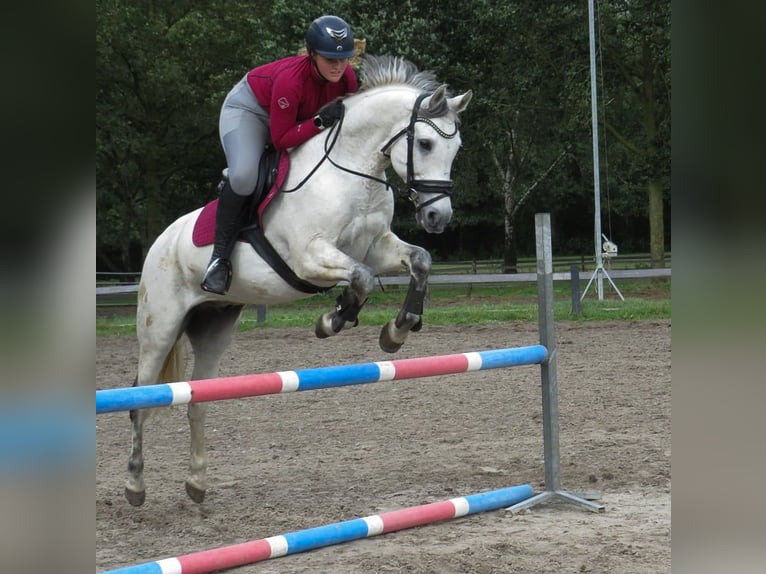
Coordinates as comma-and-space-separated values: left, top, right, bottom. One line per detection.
313, 99, 344, 129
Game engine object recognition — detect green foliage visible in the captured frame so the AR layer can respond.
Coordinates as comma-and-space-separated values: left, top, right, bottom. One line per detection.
97, 0, 270, 268
97, 0, 671, 270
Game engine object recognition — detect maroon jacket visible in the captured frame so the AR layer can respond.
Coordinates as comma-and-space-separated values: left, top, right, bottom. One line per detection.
247, 55, 357, 150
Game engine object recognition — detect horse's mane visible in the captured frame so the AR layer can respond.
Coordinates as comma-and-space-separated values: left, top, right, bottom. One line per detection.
359, 55, 440, 92
358, 55, 451, 118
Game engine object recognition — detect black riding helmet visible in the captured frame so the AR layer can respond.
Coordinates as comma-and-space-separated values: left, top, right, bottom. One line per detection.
305, 15, 355, 59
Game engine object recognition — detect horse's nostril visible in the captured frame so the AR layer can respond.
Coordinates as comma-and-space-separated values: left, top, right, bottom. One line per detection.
425, 209, 451, 225
421, 209, 451, 232
427, 209, 445, 224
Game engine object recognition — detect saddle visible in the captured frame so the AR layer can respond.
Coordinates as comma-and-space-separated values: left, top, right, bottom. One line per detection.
192, 147, 328, 294
220, 145, 284, 228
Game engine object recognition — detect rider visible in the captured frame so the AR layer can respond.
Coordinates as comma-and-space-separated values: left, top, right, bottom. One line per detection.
201, 15, 359, 295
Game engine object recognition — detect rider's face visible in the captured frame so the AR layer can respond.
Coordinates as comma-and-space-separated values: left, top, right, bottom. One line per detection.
313, 54, 349, 83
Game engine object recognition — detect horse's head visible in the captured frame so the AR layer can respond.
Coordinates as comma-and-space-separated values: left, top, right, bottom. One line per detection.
384, 85, 473, 233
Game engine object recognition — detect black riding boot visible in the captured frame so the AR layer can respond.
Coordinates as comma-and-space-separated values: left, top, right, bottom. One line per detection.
200, 182, 248, 294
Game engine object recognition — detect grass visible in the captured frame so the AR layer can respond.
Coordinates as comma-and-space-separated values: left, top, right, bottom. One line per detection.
97, 278, 670, 337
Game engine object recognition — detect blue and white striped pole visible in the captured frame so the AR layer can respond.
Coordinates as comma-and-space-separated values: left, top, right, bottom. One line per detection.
97, 346, 547, 414
102, 484, 534, 574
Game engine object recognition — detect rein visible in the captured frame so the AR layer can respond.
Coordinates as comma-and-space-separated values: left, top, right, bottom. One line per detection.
283, 91, 458, 212
280, 123, 341, 193
281, 108, 385, 193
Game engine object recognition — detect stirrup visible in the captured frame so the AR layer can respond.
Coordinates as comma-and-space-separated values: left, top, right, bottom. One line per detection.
200, 258, 232, 294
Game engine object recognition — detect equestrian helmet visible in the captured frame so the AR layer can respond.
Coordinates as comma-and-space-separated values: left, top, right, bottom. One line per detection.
306, 15, 355, 59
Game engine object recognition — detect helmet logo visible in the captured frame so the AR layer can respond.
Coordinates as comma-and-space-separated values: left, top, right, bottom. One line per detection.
325, 26, 348, 42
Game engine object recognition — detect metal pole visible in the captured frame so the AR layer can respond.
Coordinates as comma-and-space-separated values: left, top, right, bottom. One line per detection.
507, 213, 604, 513
580, 0, 622, 302
536, 213, 561, 492
570, 264, 582, 315
588, 0, 604, 301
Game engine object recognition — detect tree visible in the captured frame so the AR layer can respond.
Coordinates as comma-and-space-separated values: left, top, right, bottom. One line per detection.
96, 0, 671, 271
434, 1, 592, 265
97, 0, 269, 269
487, 125, 569, 272
596, 0, 671, 266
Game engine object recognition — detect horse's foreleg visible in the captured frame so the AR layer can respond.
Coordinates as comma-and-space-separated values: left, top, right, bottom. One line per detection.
315, 279, 370, 338
379, 247, 431, 353
294, 243, 375, 339
362, 233, 432, 353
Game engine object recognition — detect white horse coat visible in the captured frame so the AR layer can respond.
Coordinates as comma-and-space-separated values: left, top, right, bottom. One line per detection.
126, 55, 472, 506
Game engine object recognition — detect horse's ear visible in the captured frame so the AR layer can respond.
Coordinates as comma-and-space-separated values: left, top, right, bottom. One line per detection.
448, 90, 473, 115
422, 84, 448, 111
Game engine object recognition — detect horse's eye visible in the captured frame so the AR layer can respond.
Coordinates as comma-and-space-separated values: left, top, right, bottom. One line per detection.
418, 139, 432, 152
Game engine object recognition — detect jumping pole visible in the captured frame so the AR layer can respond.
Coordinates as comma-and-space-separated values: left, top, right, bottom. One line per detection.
96, 214, 602, 573
96, 346, 548, 414
506, 213, 604, 513
101, 484, 534, 574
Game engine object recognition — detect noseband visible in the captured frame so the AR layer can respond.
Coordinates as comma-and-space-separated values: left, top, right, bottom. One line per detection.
380, 92, 459, 211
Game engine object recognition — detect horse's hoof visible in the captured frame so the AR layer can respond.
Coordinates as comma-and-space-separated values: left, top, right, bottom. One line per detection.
379, 320, 404, 353
315, 313, 334, 339
124, 487, 146, 507
185, 481, 206, 504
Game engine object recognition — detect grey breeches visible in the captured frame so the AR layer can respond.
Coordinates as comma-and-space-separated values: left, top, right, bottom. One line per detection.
219, 75, 271, 197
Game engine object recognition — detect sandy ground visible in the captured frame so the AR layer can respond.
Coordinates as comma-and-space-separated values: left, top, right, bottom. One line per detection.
96, 320, 671, 573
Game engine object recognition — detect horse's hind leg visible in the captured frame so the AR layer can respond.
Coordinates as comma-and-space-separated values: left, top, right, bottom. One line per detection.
126, 390, 149, 507
126, 337, 186, 507
183, 303, 244, 504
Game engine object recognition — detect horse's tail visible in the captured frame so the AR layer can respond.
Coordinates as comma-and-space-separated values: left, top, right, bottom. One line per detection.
158, 338, 188, 383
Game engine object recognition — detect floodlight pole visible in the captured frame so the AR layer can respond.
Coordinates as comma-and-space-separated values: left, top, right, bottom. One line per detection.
581, 0, 622, 302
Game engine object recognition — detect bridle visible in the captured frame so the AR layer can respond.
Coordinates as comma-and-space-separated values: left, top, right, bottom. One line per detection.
283, 91, 459, 212
379, 91, 458, 211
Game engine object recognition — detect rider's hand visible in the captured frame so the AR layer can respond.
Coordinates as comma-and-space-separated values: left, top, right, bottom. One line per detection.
313, 99, 344, 129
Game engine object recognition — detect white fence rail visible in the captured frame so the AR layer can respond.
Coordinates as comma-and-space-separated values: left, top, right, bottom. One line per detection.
97, 268, 670, 297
